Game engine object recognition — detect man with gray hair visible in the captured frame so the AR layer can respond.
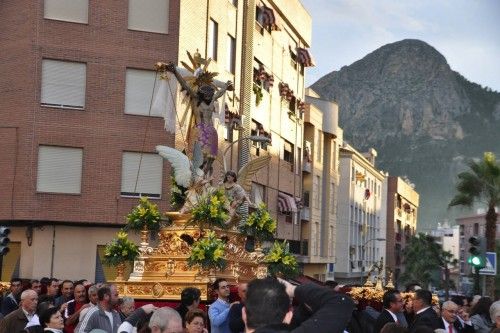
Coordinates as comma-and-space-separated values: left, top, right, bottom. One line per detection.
148, 307, 183, 333
490, 300, 500, 330
0, 289, 38, 333
118, 297, 135, 321
438, 300, 474, 333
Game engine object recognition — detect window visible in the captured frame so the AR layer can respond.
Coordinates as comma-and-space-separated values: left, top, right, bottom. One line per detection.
283, 140, 294, 164
250, 183, 265, 205
303, 191, 310, 207
315, 175, 321, 208
121, 152, 163, 198
226, 34, 236, 74
124, 69, 161, 116
44, 0, 88, 23
37, 146, 83, 194
41, 60, 86, 109
128, 0, 169, 34
208, 19, 218, 61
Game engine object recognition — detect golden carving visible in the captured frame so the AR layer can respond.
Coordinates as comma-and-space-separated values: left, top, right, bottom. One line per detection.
152, 283, 164, 298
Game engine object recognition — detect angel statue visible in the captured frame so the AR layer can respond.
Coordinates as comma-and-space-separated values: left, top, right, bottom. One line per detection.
160, 60, 233, 176
221, 156, 271, 224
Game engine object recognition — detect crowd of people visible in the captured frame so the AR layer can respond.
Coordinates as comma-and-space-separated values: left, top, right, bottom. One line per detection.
0, 276, 498, 333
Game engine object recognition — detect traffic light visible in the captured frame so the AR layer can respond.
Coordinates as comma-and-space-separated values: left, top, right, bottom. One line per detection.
0, 227, 10, 256
467, 236, 486, 268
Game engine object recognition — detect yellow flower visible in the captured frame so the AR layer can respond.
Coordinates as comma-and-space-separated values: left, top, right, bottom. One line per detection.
117, 230, 128, 239
138, 206, 147, 217
213, 247, 224, 260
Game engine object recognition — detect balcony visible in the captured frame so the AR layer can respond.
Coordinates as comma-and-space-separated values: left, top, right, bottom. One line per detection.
302, 161, 311, 173
301, 207, 310, 221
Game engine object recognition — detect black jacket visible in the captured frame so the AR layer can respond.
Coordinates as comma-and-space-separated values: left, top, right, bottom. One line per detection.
373, 309, 397, 333
228, 303, 245, 333
254, 283, 355, 333
410, 307, 441, 332
438, 317, 475, 333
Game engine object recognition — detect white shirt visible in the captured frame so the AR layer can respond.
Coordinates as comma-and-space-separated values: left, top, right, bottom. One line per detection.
442, 318, 455, 333
104, 310, 114, 329
416, 306, 431, 315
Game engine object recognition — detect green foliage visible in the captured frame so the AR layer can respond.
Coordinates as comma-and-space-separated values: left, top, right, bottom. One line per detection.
170, 175, 187, 210
103, 230, 139, 266
240, 203, 276, 241
265, 240, 299, 279
401, 233, 457, 288
126, 197, 162, 231
187, 231, 227, 270
253, 83, 263, 106
189, 189, 229, 230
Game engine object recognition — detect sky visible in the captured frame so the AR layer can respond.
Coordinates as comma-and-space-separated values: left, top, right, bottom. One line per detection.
300, 0, 500, 90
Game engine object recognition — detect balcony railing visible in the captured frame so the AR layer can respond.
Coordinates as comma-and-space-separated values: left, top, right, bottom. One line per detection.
302, 161, 311, 173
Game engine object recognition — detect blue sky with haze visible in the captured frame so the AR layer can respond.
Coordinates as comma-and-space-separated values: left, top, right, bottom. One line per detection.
301, 0, 500, 91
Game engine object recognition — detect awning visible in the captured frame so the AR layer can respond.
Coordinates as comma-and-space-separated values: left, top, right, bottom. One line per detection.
278, 192, 298, 214
258, 6, 280, 31
296, 47, 315, 67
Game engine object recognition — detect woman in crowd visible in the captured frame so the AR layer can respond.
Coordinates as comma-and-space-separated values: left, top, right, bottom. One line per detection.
470, 296, 493, 333
40, 306, 64, 333
185, 309, 208, 333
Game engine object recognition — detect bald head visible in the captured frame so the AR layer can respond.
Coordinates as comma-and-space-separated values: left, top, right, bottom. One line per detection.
149, 307, 182, 333
20, 289, 38, 314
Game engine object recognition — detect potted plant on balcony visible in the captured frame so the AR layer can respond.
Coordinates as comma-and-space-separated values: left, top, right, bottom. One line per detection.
126, 197, 162, 248
187, 231, 227, 282
103, 230, 139, 281
265, 240, 299, 278
240, 203, 276, 252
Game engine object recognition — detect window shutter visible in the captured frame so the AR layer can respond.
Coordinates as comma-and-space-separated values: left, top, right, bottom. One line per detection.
44, 0, 89, 23
37, 146, 83, 194
124, 69, 160, 116
121, 152, 163, 197
41, 60, 86, 108
128, 0, 169, 34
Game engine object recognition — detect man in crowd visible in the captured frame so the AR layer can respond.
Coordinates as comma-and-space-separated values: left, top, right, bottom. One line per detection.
118, 296, 136, 322
76, 284, 121, 333
1, 277, 23, 316
65, 283, 91, 333
439, 300, 474, 333
176, 287, 201, 326
0, 289, 38, 333
243, 277, 354, 333
209, 278, 237, 333
78, 284, 98, 323
374, 289, 405, 333
40, 277, 60, 304
56, 279, 74, 307
149, 307, 183, 333
410, 289, 441, 332
30, 279, 42, 295
229, 283, 247, 333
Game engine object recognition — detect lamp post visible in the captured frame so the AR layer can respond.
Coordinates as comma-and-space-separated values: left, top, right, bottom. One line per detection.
223, 135, 272, 172
360, 237, 386, 285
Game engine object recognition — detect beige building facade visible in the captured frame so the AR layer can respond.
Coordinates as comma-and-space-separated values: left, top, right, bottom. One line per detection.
299, 89, 343, 280
335, 144, 387, 284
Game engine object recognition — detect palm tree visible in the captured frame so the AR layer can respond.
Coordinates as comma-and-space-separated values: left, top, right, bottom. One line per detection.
449, 152, 500, 297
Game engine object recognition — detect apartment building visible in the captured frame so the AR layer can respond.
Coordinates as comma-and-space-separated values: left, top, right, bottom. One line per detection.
298, 89, 343, 280
0, 0, 178, 281
335, 144, 387, 284
385, 176, 419, 286
0, 0, 314, 280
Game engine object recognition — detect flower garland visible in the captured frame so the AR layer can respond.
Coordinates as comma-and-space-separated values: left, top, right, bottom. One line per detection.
265, 240, 299, 278
189, 189, 230, 230
103, 230, 140, 266
187, 231, 227, 270
240, 203, 276, 241
126, 197, 162, 231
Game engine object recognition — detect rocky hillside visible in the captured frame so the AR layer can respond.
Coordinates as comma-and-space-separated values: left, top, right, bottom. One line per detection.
312, 39, 500, 229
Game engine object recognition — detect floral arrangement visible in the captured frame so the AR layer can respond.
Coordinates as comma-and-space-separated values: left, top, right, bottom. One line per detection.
126, 197, 162, 231
265, 240, 299, 278
189, 189, 229, 229
187, 231, 227, 270
103, 230, 140, 266
0, 282, 10, 294
240, 203, 276, 241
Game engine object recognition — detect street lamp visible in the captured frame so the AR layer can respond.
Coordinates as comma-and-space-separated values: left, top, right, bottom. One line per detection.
360, 237, 386, 285
223, 135, 272, 171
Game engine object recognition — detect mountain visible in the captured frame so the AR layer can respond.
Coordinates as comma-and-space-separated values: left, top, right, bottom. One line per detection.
311, 39, 500, 230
